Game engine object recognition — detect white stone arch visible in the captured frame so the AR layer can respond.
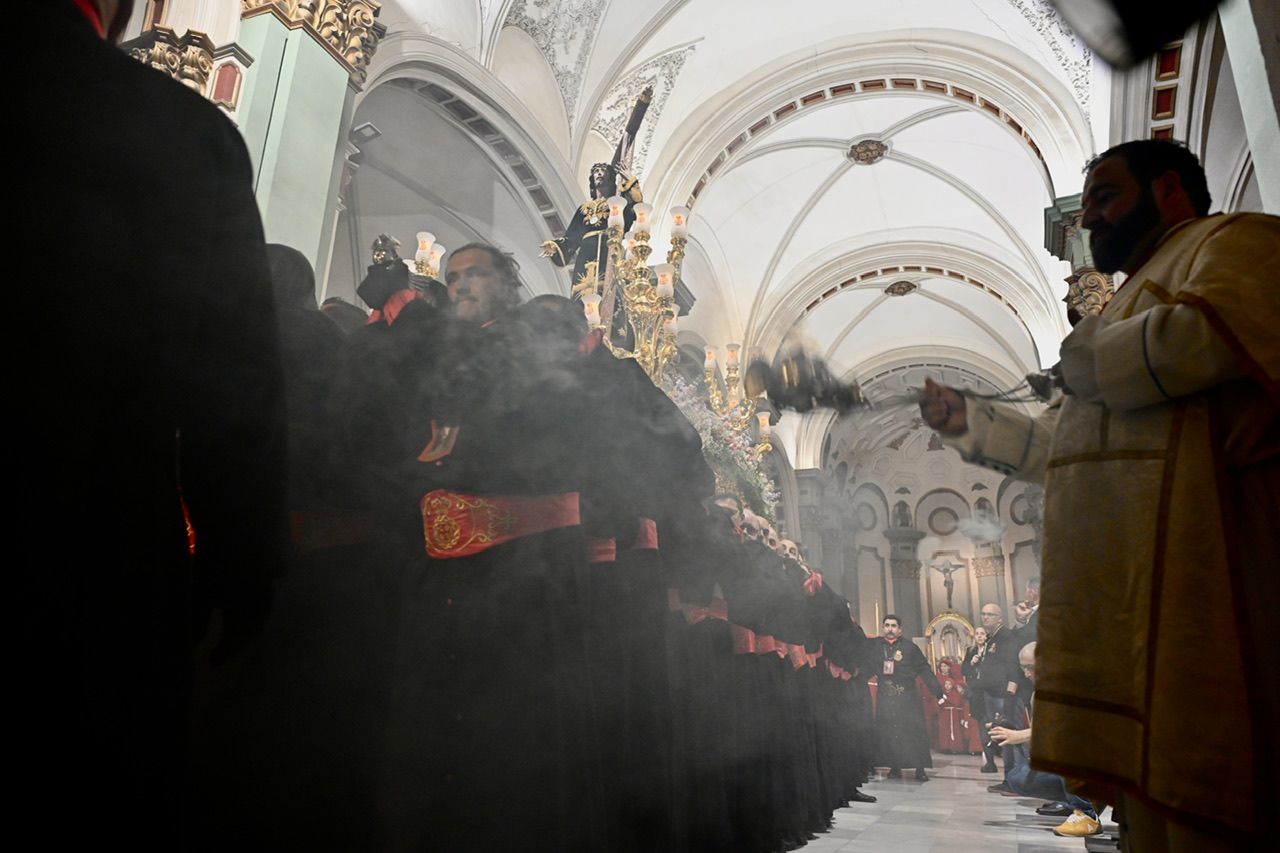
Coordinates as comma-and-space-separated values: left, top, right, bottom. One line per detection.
361, 33, 578, 210
337, 33, 580, 300
750, 235, 1066, 368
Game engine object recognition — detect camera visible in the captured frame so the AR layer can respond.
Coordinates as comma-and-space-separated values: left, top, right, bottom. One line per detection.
985, 712, 1008, 750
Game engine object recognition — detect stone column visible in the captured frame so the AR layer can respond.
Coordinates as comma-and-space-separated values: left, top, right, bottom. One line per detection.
1220, 0, 1280, 212
237, 1, 385, 276
794, 469, 826, 565
1045, 194, 1114, 317
841, 528, 860, 616
883, 527, 925, 637
971, 549, 1009, 614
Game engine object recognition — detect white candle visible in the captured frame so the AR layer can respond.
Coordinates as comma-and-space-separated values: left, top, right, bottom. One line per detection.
664, 315, 678, 335
582, 292, 602, 325
607, 213, 624, 229
757, 411, 771, 437
726, 343, 741, 368
634, 202, 653, 226
669, 206, 690, 238
607, 195, 627, 218
655, 263, 675, 299
415, 231, 434, 267
704, 346, 717, 369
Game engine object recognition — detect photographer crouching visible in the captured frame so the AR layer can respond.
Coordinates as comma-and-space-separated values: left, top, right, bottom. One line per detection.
989, 642, 1101, 838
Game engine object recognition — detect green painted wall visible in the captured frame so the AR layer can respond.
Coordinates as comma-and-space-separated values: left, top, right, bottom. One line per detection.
237, 14, 354, 275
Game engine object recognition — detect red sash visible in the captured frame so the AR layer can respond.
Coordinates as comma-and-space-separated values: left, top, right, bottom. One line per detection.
367, 288, 420, 326
587, 537, 617, 564
420, 489, 580, 559
731, 624, 757, 654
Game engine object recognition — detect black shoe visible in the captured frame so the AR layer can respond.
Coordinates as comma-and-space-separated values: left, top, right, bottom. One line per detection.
988, 782, 1014, 794
1036, 802, 1074, 817
848, 790, 877, 803
887, 768, 901, 778
980, 761, 999, 773
914, 769, 929, 781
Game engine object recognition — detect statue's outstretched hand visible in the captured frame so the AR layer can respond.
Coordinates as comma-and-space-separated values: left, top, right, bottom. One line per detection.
539, 240, 558, 258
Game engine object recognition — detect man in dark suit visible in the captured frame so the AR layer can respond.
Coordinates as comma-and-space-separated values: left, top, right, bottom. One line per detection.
16, 1, 288, 847
1011, 575, 1041, 644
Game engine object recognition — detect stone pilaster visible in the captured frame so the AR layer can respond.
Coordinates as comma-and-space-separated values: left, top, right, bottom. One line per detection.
236, 1, 385, 280
1045, 193, 1114, 317
884, 527, 925, 637
125, 26, 216, 94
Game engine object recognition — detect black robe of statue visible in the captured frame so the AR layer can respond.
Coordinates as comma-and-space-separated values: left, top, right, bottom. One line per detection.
545, 177, 643, 349
872, 638, 943, 770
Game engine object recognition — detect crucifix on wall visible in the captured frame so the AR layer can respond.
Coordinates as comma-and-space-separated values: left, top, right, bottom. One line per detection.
933, 559, 964, 611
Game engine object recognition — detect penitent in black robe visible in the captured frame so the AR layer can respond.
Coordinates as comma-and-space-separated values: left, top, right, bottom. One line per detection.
872, 637, 943, 770
378, 312, 614, 852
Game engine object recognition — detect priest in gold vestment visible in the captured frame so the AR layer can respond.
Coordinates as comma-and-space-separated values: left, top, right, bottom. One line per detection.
921, 140, 1277, 851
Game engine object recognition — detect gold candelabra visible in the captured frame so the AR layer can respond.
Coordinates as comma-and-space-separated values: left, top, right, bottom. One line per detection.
704, 343, 773, 455
579, 200, 689, 384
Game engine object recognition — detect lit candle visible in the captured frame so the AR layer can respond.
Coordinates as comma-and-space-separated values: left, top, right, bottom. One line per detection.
430, 242, 446, 269
633, 202, 653, 227
757, 411, 771, 437
655, 263, 675, 299
664, 315, 679, 335
704, 346, 718, 369
607, 195, 627, 230
725, 343, 741, 368
669, 205, 690, 238
415, 231, 435, 269
581, 292, 602, 325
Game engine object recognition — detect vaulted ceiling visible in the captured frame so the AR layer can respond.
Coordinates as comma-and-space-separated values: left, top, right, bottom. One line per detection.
365, 0, 1108, 466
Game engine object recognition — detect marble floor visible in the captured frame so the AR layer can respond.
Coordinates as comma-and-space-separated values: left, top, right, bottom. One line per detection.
801, 753, 1119, 852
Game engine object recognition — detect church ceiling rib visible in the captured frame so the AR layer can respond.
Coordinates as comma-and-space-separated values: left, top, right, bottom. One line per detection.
722, 138, 852, 175
801, 263, 1033, 336
914, 289, 1033, 368
744, 160, 856, 343
885, 150, 1048, 287
685, 75, 1053, 209
821, 292, 893, 360
739, 146, 1050, 352
878, 104, 968, 141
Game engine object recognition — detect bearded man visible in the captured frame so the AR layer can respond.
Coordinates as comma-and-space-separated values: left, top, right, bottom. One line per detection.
871, 615, 945, 781
920, 139, 1277, 850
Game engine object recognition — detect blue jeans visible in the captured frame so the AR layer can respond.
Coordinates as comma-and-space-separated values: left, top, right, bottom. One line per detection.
1004, 744, 1096, 818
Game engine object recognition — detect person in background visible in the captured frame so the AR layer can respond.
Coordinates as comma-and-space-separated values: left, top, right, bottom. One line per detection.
16, 1, 289, 847
871, 615, 945, 781
922, 139, 1277, 850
